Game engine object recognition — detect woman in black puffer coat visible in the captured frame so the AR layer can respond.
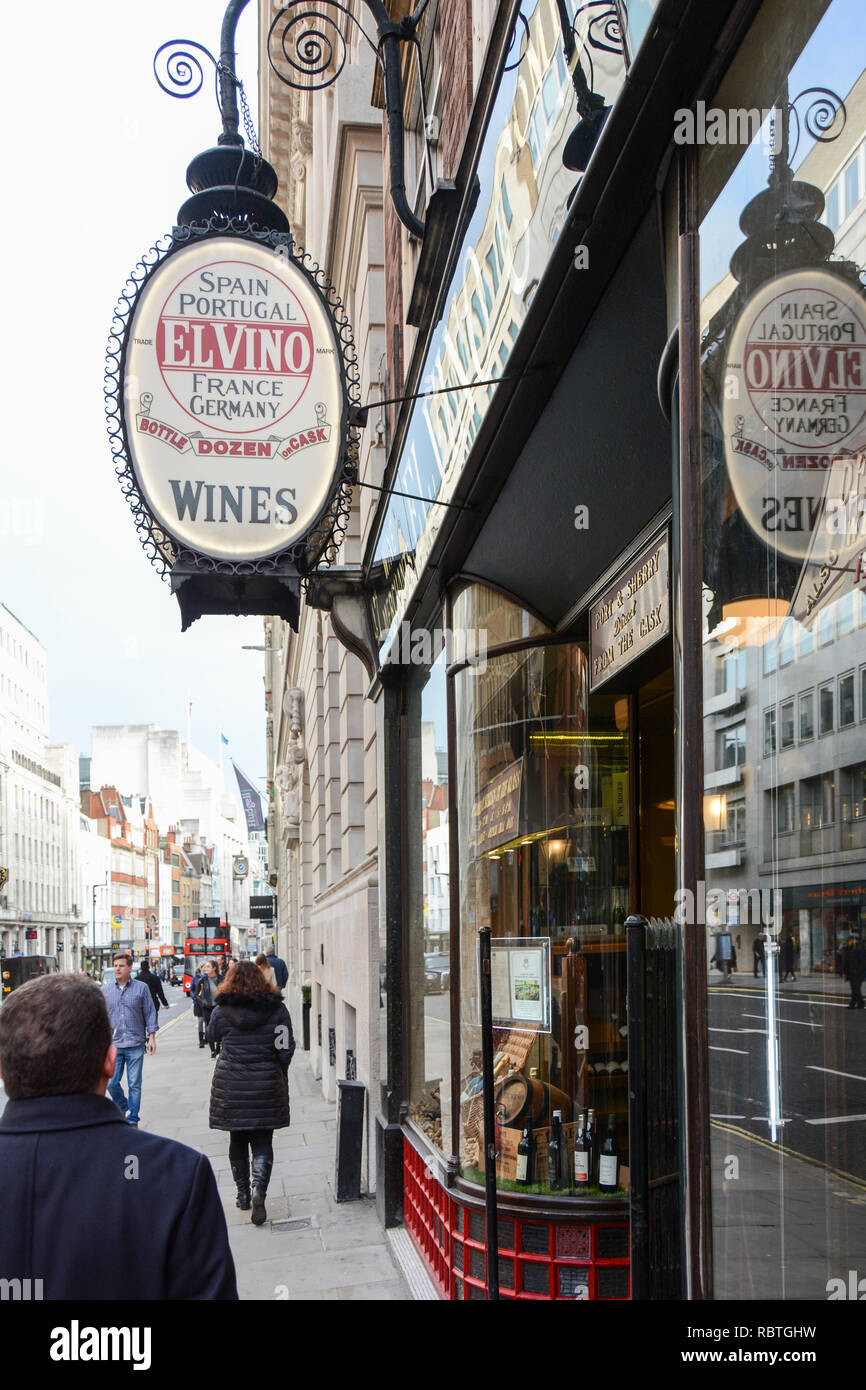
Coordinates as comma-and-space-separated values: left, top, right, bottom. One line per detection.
207, 960, 295, 1226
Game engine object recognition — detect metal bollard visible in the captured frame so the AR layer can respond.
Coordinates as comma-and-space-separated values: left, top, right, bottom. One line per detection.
335, 1080, 366, 1202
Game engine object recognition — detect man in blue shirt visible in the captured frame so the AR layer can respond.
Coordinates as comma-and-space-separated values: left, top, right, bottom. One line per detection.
101, 952, 158, 1126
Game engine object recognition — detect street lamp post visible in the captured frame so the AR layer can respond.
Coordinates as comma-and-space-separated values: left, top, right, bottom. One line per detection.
91, 877, 108, 971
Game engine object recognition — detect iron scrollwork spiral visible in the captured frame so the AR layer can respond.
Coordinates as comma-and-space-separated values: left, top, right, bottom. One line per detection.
268, 1, 380, 93
576, 0, 624, 56
153, 39, 218, 100
787, 87, 846, 163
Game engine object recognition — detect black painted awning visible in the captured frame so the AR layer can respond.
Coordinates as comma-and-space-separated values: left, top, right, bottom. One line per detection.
457, 209, 670, 630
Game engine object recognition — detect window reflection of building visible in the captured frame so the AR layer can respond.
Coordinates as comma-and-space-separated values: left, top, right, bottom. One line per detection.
698, 0, 866, 1300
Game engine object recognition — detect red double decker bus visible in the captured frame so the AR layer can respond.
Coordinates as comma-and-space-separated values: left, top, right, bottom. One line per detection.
183, 918, 231, 993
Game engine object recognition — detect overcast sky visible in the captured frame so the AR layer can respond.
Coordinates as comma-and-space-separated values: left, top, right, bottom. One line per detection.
4, 2, 269, 788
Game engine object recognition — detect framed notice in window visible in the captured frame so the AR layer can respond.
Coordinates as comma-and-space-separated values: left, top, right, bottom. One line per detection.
481, 936, 551, 1033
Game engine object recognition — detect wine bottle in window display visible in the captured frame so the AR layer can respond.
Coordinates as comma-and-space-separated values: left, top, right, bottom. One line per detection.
599, 1113, 620, 1192
573, 1111, 590, 1185
585, 1108, 597, 1186
516, 1117, 534, 1185
548, 1110, 564, 1190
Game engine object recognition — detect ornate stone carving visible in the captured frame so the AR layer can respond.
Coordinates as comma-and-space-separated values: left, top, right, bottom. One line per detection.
276, 688, 305, 845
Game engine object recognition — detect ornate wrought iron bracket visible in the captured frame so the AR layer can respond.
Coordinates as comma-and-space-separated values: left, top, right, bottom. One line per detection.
156, 0, 436, 240
155, 0, 289, 231
267, 0, 433, 239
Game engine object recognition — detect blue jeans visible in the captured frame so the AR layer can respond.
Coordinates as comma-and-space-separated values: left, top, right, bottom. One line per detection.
109, 1046, 145, 1124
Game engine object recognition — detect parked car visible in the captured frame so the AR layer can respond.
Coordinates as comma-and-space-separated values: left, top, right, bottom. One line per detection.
424, 953, 451, 994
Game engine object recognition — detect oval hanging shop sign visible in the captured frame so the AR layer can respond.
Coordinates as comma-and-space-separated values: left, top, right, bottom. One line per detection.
723, 267, 866, 563
119, 235, 347, 562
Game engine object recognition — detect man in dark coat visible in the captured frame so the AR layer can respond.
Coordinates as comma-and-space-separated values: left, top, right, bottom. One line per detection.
266, 948, 289, 990
0, 974, 237, 1300
207, 961, 295, 1225
138, 958, 169, 1016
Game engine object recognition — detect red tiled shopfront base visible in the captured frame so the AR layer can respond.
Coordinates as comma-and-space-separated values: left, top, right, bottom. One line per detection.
403, 1137, 630, 1300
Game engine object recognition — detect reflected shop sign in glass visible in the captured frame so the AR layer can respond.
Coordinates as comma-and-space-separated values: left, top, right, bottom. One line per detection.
723, 267, 866, 624
371, 0, 660, 656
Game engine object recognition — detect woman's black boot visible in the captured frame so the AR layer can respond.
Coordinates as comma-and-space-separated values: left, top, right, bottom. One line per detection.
250, 1156, 273, 1226
230, 1158, 251, 1211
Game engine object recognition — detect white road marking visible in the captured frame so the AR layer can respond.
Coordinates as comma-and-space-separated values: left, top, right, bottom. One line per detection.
708, 1027, 764, 1034
709, 1045, 750, 1055
807, 1065, 866, 1084
710, 990, 849, 1009
742, 1012, 823, 1028
710, 1113, 746, 1119
804, 1114, 866, 1126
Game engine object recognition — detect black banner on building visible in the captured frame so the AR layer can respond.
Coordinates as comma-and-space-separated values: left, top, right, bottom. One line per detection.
249, 896, 276, 921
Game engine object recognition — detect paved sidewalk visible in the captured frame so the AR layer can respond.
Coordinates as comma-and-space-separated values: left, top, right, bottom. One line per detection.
142, 1004, 410, 1301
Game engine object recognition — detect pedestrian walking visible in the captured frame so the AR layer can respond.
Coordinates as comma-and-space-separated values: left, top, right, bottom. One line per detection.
266, 947, 289, 990
843, 938, 866, 1010
194, 961, 221, 1058
207, 959, 295, 1226
101, 952, 157, 1127
752, 931, 765, 978
138, 957, 169, 1016
712, 932, 733, 981
0, 974, 237, 1299
256, 953, 277, 991
780, 933, 797, 982
190, 960, 207, 1048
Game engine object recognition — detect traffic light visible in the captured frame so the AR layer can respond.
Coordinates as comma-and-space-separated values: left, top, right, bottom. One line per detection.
145, 925, 151, 940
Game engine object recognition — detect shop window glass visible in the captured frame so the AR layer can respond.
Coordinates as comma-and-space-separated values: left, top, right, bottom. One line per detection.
725, 800, 746, 844
722, 649, 746, 691
838, 591, 856, 635
776, 785, 795, 834
778, 620, 795, 666
407, 648, 452, 1154
840, 765, 866, 835
500, 175, 512, 227
844, 155, 861, 217
455, 631, 632, 1196
763, 708, 776, 756
698, 0, 866, 1300
840, 672, 855, 726
452, 582, 550, 652
719, 723, 746, 767
820, 682, 835, 734
823, 773, 836, 826
818, 606, 835, 646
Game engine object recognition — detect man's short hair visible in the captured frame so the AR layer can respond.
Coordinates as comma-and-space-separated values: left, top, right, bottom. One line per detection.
0, 975, 112, 1100
112, 952, 132, 965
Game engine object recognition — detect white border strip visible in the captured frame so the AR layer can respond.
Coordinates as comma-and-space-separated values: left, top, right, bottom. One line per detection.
386, 1227, 440, 1301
